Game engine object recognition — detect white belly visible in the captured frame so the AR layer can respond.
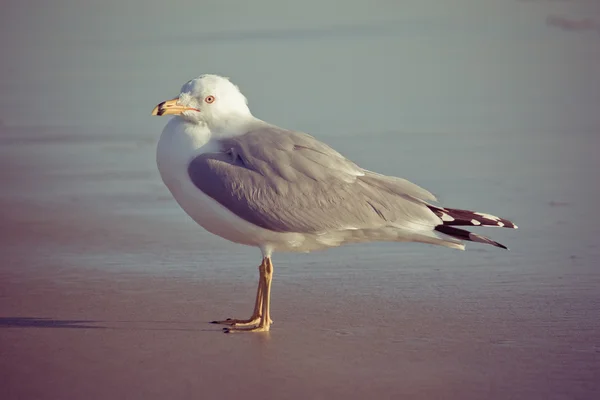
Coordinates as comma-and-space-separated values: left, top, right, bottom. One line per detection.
164, 171, 308, 249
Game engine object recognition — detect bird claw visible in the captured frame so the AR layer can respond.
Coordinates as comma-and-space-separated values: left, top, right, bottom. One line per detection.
222, 324, 270, 333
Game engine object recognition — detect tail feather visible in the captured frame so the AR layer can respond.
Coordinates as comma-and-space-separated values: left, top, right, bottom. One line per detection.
428, 206, 518, 229
434, 225, 508, 250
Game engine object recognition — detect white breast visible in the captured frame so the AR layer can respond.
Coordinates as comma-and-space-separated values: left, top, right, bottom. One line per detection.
155, 118, 307, 256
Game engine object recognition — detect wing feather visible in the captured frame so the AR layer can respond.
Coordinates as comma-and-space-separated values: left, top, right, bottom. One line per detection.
188, 126, 440, 234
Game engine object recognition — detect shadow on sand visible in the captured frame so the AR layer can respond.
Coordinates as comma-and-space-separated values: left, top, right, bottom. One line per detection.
0, 317, 224, 332
0, 317, 104, 329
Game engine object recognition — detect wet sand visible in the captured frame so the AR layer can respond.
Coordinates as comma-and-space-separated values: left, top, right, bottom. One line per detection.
1, 126, 599, 399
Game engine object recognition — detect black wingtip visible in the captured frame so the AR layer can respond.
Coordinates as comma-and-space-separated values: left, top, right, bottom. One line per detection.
496, 242, 509, 250
428, 206, 518, 229
436, 225, 511, 250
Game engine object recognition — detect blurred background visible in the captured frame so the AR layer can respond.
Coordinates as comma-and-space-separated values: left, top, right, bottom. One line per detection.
1, 1, 599, 399
1, 0, 598, 135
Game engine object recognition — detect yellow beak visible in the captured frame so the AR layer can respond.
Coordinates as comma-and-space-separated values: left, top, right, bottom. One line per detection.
151, 98, 200, 116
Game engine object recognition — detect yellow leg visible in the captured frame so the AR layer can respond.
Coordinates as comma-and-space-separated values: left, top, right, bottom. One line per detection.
212, 258, 273, 328
224, 257, 274, 333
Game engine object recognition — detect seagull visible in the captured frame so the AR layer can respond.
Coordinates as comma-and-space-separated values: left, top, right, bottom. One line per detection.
151, 74, 517, 333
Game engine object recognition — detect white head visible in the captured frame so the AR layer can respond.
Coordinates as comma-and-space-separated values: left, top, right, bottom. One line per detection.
151, 74, 252, 132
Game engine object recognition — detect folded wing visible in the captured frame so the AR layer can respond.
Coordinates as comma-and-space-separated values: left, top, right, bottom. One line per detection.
188, 126, 441, 235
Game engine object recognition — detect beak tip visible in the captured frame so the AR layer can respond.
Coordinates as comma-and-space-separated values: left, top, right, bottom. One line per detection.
151, 98, 192, 117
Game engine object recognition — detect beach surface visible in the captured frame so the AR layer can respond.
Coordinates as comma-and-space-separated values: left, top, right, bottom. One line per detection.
1, 126, 599, 399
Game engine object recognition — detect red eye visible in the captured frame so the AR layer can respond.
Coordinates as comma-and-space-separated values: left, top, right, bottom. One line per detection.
205, 95, 215, 104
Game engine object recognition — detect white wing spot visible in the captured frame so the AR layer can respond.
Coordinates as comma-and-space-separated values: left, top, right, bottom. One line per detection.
441, 213, 455, 222
471, 219, 481, 226
497, 221, 505, 227
474, 212, 500, 221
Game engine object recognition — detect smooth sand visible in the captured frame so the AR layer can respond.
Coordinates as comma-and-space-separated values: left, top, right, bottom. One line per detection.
1, 126, 599, 399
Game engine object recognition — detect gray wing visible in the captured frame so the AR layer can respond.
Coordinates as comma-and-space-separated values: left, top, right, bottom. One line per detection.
188, 125, 440, 234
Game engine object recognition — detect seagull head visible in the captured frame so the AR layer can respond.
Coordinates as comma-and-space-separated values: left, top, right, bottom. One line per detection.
151, 74, 251, 130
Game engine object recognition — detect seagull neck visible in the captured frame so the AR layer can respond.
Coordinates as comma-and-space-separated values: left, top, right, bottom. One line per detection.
211, 114, 262, 138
